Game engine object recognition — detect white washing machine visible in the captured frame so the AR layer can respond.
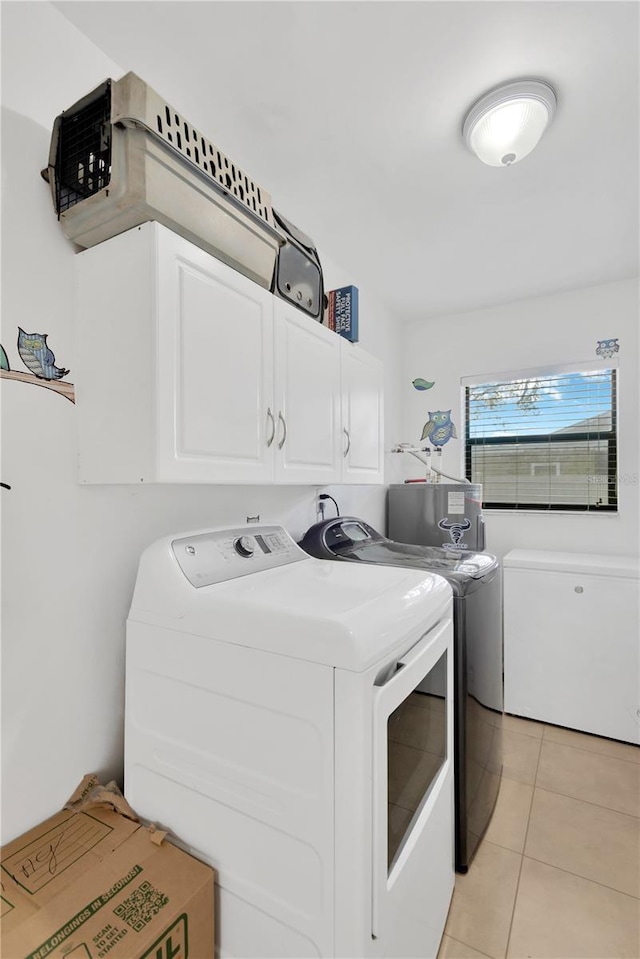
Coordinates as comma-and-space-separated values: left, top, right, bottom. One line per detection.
124, 525, 455, 959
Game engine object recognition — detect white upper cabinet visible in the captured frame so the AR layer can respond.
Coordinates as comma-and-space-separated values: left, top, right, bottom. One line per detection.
273, 301, 342, 485
77, 223, 274, 484
340, 341, 385, 484
76, 222, 383, 485
156, 229, 275, 483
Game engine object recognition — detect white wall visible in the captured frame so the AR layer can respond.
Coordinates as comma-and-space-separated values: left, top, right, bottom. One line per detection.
0, 2, 405, 842
401, 278, 640, 560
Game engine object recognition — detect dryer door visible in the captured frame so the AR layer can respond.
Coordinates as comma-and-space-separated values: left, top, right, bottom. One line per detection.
371, 616, 455, 954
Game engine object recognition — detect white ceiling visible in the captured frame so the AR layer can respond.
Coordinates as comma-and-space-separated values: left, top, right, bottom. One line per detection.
54, 1, 639, 322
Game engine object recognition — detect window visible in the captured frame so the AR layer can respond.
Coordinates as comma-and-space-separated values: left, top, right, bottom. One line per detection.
464, 362, 617, 511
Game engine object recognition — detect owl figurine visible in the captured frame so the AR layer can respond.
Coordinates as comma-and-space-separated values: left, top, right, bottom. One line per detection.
420, 410, 457, 448
595, 338, 619, 359
17, 327, 69, 380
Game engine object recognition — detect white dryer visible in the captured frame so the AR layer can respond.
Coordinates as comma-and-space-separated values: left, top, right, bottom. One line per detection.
125, 525, 454, 959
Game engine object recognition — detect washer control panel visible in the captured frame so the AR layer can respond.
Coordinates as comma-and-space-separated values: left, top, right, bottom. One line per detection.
171, 525, 305, 587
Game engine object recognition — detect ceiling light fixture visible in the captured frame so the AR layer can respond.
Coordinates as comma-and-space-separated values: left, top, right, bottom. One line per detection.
462, 78, 557, 167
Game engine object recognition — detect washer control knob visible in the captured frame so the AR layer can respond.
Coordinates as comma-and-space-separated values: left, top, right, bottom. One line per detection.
234, 536, 255, 558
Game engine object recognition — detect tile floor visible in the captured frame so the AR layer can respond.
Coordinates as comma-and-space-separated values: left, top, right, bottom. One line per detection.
438, 715, 640, 959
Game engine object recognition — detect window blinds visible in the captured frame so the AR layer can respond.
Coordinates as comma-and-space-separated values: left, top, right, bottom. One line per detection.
464, 367, 617, 510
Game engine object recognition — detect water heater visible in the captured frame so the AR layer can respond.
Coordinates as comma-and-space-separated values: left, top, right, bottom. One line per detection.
388, 483, 485, 551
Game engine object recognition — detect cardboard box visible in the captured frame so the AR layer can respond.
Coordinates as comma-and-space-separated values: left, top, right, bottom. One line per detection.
323, 286, 359, 342
1, 775, 214, 959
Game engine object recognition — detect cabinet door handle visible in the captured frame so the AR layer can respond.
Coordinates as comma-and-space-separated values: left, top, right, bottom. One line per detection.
266, 407, 276, 448
343, 427, 351, 458
278, 411, 287, 449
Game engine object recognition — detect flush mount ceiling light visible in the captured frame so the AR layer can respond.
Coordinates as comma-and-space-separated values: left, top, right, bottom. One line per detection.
463, 78, 557, 167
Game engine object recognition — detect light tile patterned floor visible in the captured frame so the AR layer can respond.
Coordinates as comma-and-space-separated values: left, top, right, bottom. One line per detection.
438, 716, 640, 959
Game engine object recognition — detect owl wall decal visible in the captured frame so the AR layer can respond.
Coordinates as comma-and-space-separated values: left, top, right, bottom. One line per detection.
595, 338, 619, 359
420, 410, 457, 448
17, 328, 69, 380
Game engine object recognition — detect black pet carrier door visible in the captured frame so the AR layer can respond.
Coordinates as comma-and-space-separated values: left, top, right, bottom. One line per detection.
54, 80, 112, 216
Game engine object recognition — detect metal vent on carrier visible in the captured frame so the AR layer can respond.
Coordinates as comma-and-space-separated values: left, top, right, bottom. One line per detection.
44, 72, 282, 289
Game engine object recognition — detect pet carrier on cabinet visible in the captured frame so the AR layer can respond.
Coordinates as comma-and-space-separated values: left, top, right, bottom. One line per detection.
42, 71, 324, 315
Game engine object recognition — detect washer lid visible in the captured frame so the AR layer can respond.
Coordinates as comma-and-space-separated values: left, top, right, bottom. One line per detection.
503, 548, 640, 579
299, 516, 498, 579
128, 525, 452, 671
345, 541, 497, 579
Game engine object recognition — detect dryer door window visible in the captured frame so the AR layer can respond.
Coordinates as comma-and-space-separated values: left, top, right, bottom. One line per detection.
387, 651, 447, 868
371, 617, 453, 939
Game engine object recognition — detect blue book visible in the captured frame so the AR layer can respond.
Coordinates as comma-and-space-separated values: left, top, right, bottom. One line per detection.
328, 286, 359, 342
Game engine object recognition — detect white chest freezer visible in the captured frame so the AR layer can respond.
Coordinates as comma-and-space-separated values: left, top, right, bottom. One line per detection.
503, 548, 640, 744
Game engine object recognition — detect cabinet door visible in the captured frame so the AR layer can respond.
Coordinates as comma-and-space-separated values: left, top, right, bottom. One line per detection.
273, 302, 342, 484
340, 342, 384, 484
156, 230, 275, 483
